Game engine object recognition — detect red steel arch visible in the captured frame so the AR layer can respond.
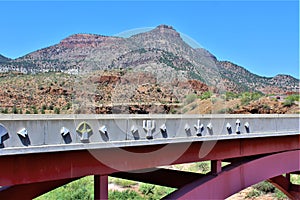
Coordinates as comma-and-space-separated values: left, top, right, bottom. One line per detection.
164, 150, 300, 200
0, 135, 299, 199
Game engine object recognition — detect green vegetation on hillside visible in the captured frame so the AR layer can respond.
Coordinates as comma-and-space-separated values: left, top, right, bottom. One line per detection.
0, 70, 298, 115
224, 91, 239, 101
199, 91, 212, 100
283, 94, 300, 107
240, 92, 263, 105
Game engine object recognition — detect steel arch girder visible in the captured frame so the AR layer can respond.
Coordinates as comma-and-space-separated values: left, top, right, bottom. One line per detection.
163, 150, 300, 200
0, 178, 79, 200
269, 175, 300, 200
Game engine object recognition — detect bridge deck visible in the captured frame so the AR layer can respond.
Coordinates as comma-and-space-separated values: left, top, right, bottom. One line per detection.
0, 114, 299, 156
0, 114, 299, 199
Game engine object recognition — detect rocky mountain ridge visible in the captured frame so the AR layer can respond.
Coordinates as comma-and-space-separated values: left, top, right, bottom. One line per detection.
218, 61, 299, 94
0, 25, 298, 94
0, 54, 10, 63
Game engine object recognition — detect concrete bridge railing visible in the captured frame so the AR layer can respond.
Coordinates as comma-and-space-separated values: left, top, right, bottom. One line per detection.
0, 114, 299, 155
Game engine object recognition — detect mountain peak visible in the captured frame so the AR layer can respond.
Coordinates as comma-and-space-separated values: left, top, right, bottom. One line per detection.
156, 24, 176, 30
272, 74, 298, 82
1, 25, 298, 95
140, 24, 181, 40
153, 24, 178, 35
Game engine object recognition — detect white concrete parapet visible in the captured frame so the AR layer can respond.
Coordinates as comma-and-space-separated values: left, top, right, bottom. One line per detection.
0, 114, 299, 155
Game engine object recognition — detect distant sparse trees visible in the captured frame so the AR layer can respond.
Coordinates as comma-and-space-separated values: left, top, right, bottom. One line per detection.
241, 92, 263, 105
199, 91, 212, 100
12, 106, 18, 114
54, 107, 60, 114
283, 94, 300, 107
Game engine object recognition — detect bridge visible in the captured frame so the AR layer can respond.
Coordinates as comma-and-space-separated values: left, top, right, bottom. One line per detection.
0, 114, 299, 199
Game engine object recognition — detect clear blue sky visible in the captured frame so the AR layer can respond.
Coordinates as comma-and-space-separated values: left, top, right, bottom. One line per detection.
0, 1, 299, 78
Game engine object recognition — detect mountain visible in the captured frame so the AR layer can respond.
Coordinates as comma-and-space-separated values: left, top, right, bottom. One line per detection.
218, 61, 299, 94
0, 54, 10, 63
0, 25, 298, 94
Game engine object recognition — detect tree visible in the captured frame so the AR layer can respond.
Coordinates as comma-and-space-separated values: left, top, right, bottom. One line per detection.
54, 107, 60, 114
12, 106, 18, 114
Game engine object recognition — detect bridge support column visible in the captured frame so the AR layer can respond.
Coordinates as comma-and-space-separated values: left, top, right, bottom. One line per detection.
94, 175, 108, 200
211, 160, 222, 175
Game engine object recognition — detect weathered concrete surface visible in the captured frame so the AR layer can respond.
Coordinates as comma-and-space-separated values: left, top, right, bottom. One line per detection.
0, 114, 299, 156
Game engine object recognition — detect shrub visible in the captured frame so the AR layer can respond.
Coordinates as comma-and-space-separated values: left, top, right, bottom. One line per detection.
241, 92, 263, 105
274, 188, 287, 199
283, 99, 294, 107
185, 93, 198, 105
54, 107, 60, 114
33, 108, 38, 114
12, 106, 18, 114
2, 108, 8, 114
246, 181, 277, 199
253, 181, 275, 193
139, 183, 175, 199
200, 91, 212, 100
286, 94, 300, 102
66, 102, 72, 110
241, 92, 251, 105
49, 104, 54, 110
246, 188, 261, 198
111, 178, 137, 188
139, 183, 155, 196
170, 108, 177, 114
174, 100, 180, 104
109, 190, 143, 200
283, 94, 300, 107
251, 92, 263, 101
42, 104, 47, 110
188, 161, 210, 173
225, 92, 239, 101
